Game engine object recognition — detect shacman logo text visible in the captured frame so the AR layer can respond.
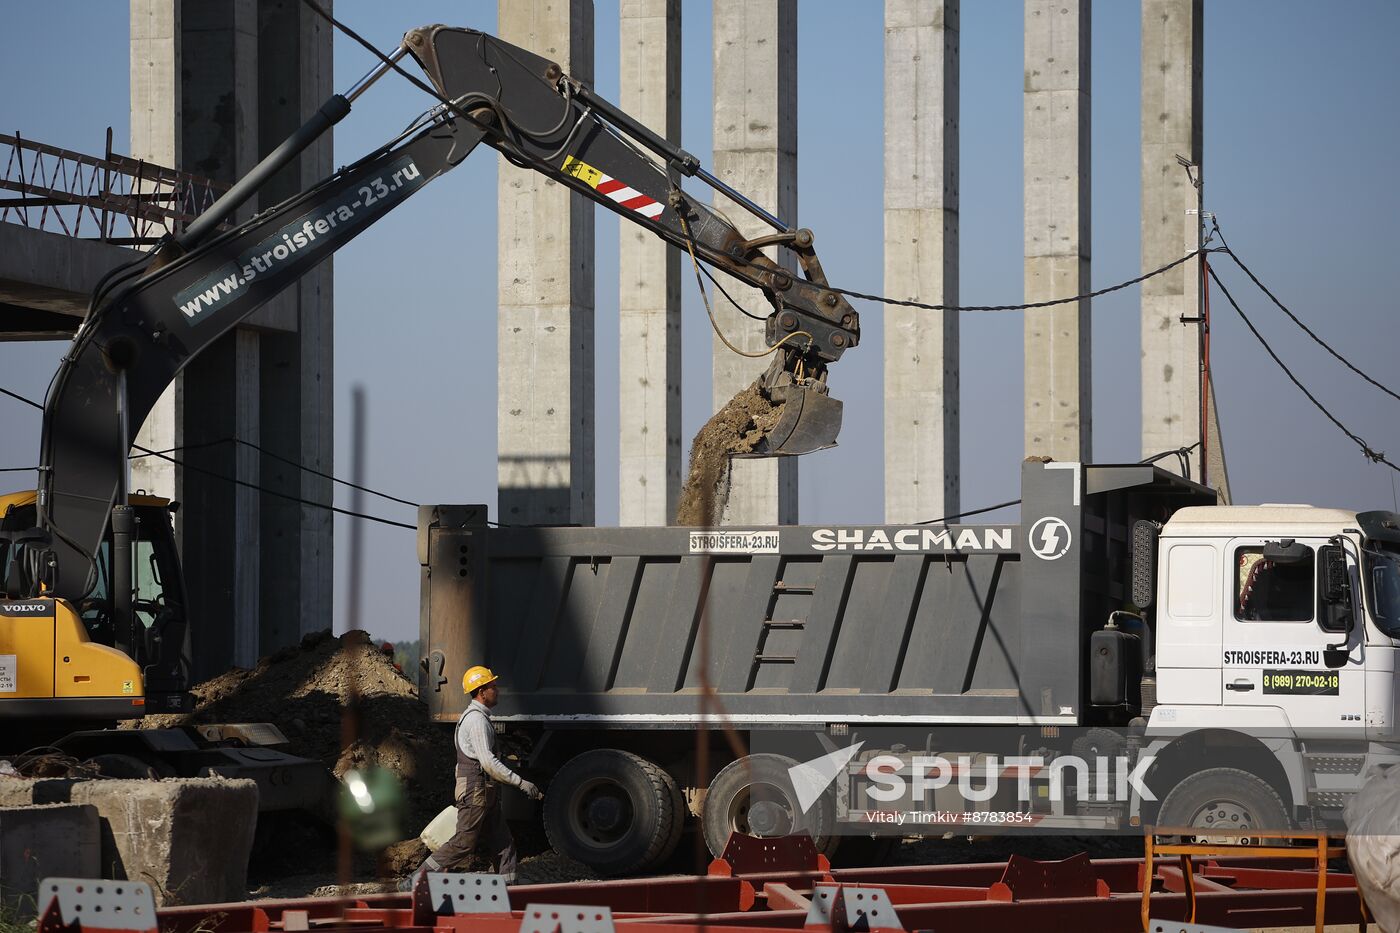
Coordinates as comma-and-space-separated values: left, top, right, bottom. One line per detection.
811, 527, 1013, 552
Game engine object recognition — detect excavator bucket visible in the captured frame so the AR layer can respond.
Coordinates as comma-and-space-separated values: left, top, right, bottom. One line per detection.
735, 382, 844, 458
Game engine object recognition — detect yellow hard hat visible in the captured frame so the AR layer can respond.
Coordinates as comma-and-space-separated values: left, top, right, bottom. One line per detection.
463, 665, 498, 694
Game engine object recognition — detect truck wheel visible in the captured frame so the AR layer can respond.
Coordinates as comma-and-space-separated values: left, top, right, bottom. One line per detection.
543, 749, 683, 876
702, 753, 833, 858
658, 766, 686, 860
1155, 767, 1291, 843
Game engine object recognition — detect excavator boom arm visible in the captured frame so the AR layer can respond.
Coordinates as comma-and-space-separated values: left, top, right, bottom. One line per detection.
38, 118, 486, 600
36, 22, 858, 603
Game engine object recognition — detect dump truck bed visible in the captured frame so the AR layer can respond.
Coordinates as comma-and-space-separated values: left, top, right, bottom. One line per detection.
418, 462, 1213, 729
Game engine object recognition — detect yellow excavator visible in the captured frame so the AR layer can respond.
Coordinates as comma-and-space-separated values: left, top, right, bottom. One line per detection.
0, 23, 858, 791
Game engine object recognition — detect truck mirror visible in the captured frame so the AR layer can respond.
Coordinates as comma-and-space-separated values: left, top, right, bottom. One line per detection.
1323, 546, 1350, 603
1323, 646, 1350, 669
1131, 520, 1161, 608
1263, 539, 1309, 564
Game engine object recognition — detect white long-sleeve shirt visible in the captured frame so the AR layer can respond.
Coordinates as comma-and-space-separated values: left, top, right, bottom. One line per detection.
456, 699, 522, 786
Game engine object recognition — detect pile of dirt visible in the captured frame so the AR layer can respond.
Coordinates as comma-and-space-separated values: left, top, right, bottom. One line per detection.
136, 629, 457, 875
675, 380, 784, 525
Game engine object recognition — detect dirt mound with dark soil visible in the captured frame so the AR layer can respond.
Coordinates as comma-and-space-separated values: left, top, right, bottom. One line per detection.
134, 629, 458, 877
675, 380, 784, 526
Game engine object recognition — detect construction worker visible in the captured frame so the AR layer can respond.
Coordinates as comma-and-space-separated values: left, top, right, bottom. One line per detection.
400, 665, 543, 889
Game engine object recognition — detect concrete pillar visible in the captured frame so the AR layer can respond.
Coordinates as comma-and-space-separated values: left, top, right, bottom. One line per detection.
128, 0, 331, 675
130, 0, 263, 676
712, 0, 798, 524
129, 0, 182, 503
498, 0, 596, 526
884, 0, 959, 523
255, 0, 335, 651
618, 0, 681, 526
1141, 0, 1204, 476
1023, 0, 1091, 462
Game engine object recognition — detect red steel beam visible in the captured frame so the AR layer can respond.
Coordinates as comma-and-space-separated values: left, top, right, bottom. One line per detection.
1203, 865, 1358, 890
511, 876, 755, 913
760, 884, 810, 912
147, 852, 1364, 933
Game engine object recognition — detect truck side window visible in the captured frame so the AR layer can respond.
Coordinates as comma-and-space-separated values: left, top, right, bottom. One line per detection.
1235, 546, 1315, 622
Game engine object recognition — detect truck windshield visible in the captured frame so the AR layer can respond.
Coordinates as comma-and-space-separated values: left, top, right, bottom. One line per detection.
1367, 548, 1400, 638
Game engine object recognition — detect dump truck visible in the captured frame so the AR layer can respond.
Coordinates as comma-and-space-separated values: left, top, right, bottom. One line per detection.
419, 459, 1400, 873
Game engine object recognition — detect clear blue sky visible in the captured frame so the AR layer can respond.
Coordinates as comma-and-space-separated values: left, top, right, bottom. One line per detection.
2, 2, 1397, 641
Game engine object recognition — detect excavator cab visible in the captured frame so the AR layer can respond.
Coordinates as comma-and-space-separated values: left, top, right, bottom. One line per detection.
0, 491, 191, 727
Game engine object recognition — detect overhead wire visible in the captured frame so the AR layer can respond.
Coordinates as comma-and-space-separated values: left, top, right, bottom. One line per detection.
916, 499, 1022, 526
0, 384, 420, 529
1207, 263, 1398, 473
129, 436, 420, 508
1212, 221, 1400, 405
134, 444, 419, 530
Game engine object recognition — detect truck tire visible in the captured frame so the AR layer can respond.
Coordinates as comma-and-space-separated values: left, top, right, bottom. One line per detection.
543, 749, 683, 876
1155, 767, 1292, 842
702, 753, 833, 859
657, 766, 686, 861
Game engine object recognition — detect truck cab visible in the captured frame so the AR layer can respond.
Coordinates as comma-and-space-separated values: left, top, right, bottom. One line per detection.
1144, 504, 1400, 830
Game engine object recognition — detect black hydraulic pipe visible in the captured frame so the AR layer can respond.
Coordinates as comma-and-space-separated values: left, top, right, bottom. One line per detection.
570, 83, 699, 175
176, 94, 352, 250
572, 82, 787, 233
111, 504, 134, 658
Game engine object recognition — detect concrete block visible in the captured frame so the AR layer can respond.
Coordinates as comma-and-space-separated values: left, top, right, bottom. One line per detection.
3, 777, 257, 906
0, 804, 101, 919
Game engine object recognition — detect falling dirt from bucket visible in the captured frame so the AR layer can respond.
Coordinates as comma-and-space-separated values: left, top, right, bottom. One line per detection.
675, 379, 785, 526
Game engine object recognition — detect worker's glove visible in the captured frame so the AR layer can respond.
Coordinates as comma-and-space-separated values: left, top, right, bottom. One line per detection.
518, 779, 544, 801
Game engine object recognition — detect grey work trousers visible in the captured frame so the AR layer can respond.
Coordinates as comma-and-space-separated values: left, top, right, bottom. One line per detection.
428, 759, 518, 881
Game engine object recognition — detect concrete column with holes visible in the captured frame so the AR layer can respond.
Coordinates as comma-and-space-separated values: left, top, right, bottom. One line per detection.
711, 0, 798, 525
884, 0, 960, 523
1141, 0, 1206, 481
1023, 0, 1091, 462
498, 0, 597, 526
618, 0, 682, 526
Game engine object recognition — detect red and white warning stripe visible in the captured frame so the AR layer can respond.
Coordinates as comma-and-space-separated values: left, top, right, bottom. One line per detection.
595, 176, 664, 219
563, 155, 665, 220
